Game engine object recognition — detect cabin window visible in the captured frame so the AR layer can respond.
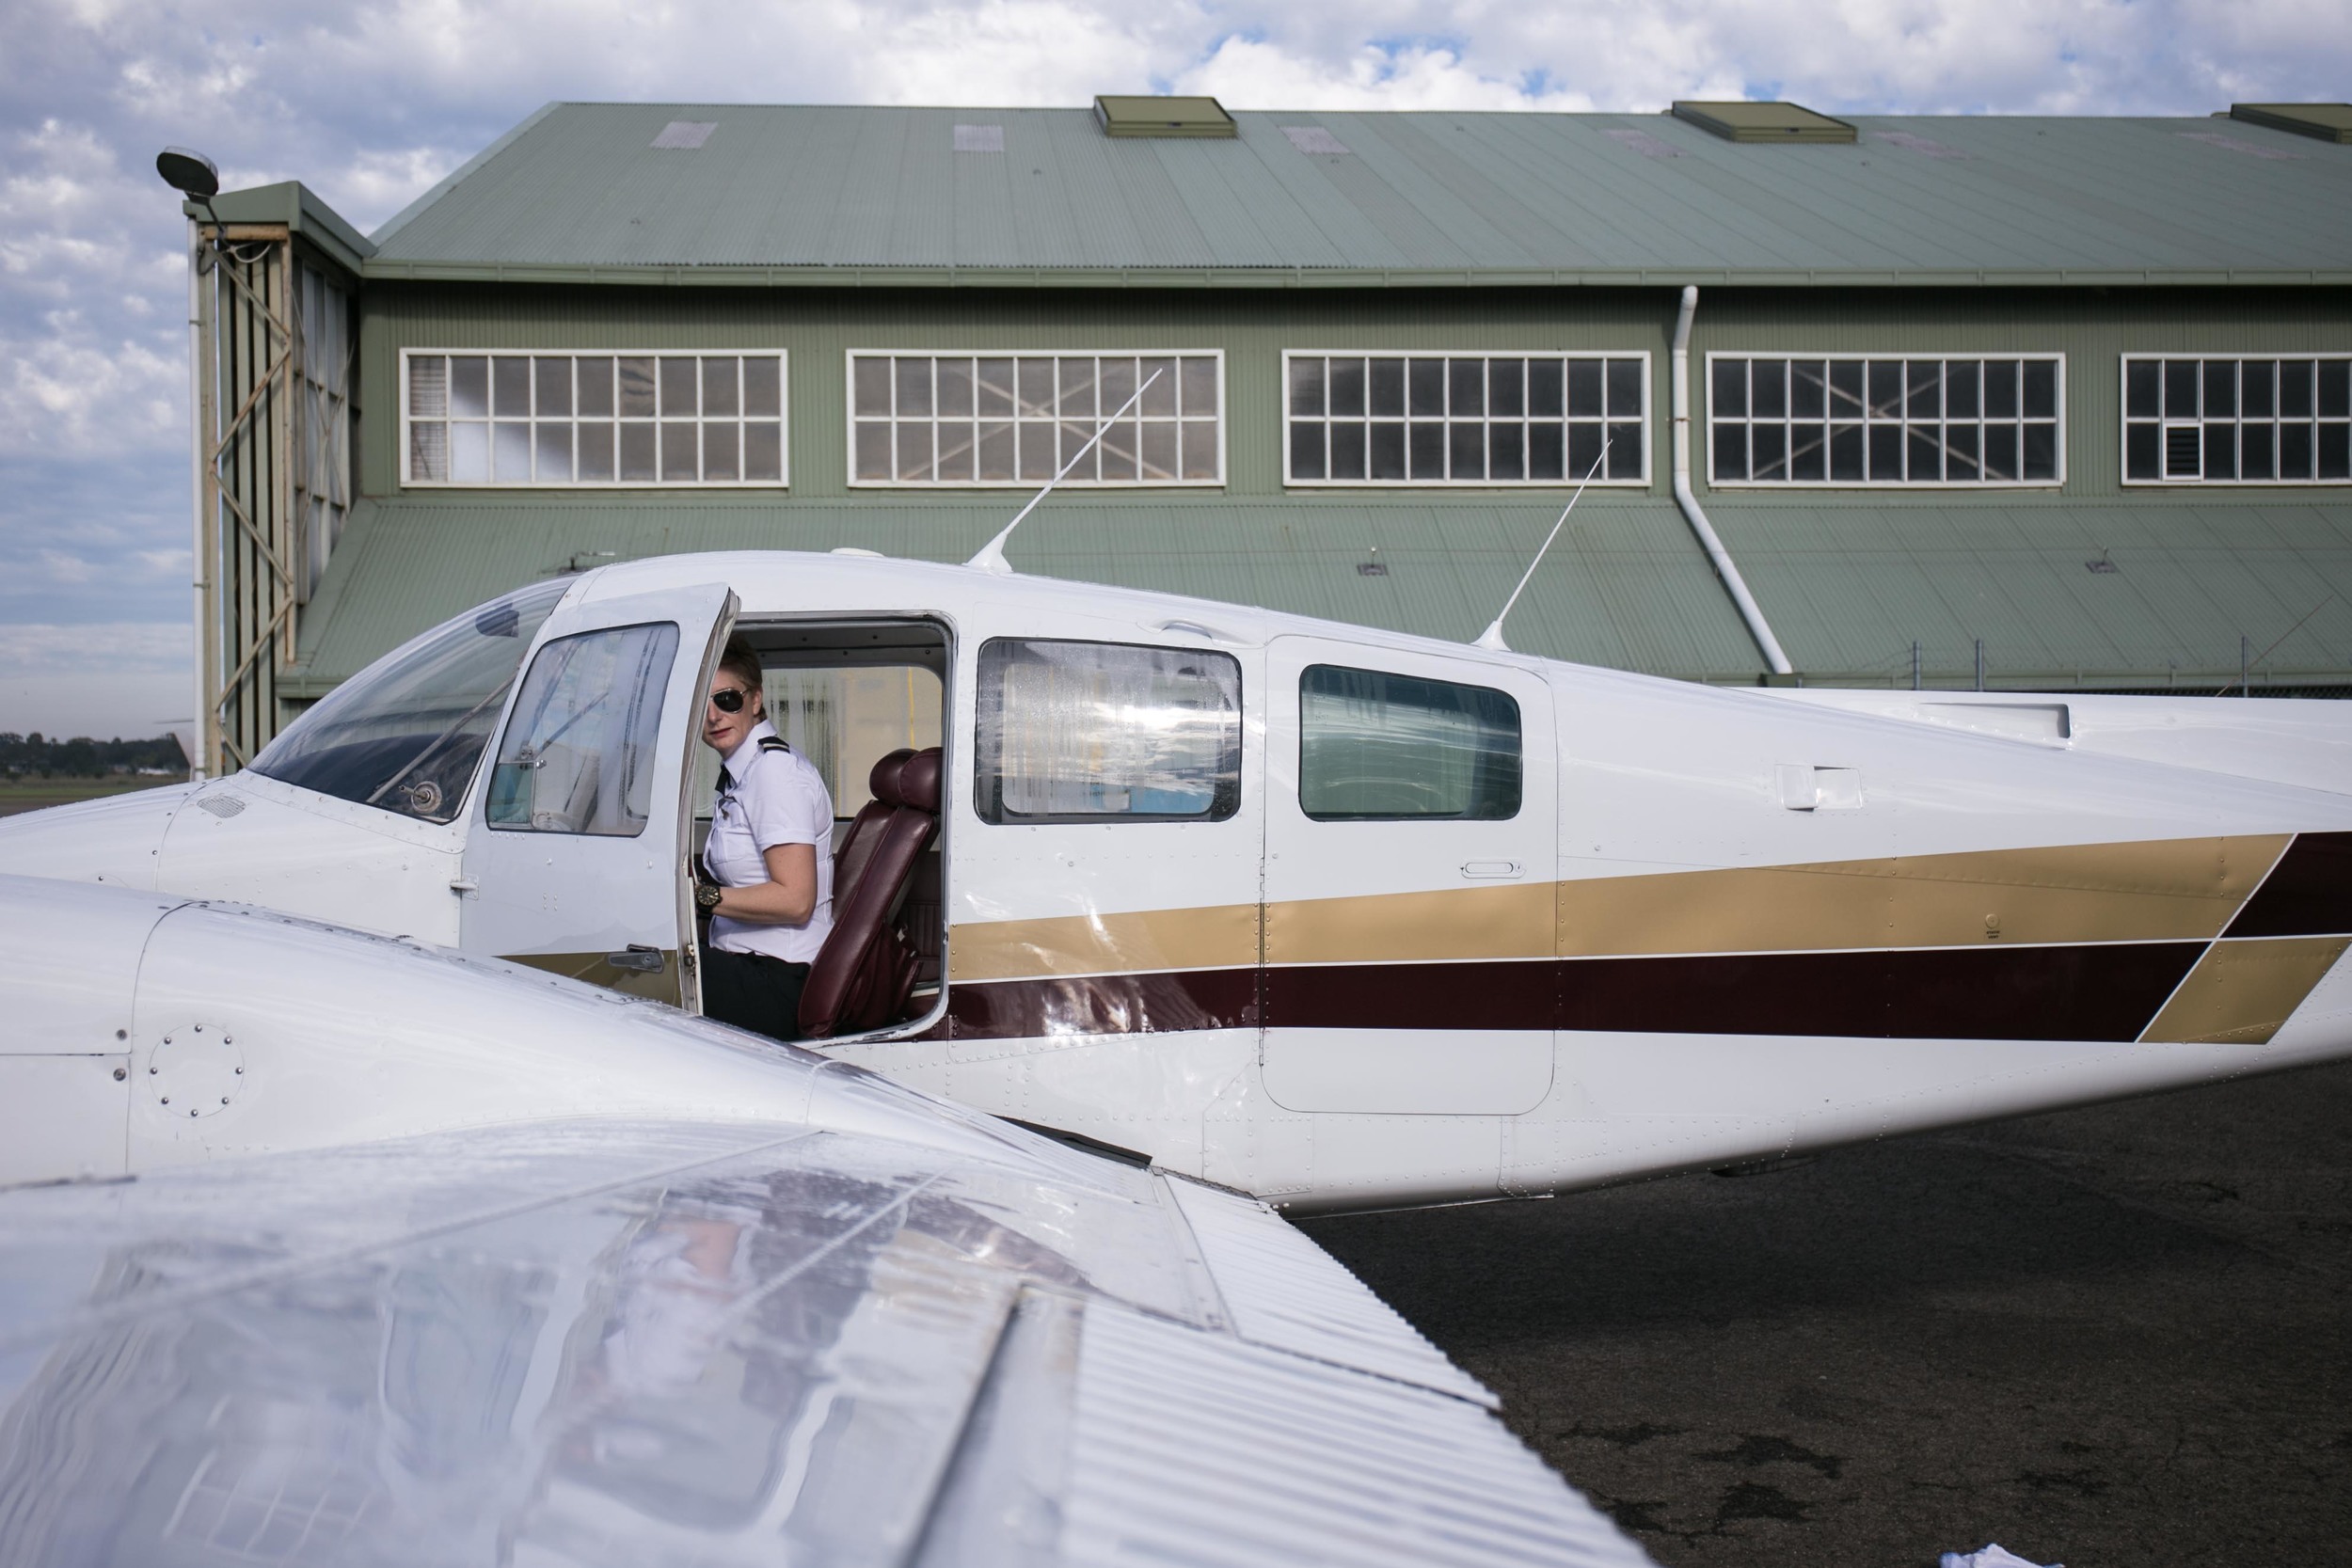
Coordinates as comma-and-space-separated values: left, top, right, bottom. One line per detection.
848, 352, 1224, 485
248, 579, 569, 821
402, 352, 787, 486
1283, 352, 1648, 485
1298, 665, 1521, 821
2122, 356, 2352, 483
1708, 355, 2063, 485
487, 622, 680, 836
977, 640, 1241, 823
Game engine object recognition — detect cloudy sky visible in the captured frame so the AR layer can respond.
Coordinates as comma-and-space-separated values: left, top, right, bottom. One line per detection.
3, 0, 2344, 741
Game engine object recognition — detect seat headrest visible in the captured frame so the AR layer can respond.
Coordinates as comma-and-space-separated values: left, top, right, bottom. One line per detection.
867, 748, 914, 807
895, 748, 942, 815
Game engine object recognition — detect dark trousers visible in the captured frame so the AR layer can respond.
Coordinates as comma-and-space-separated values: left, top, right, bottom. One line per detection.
700, 945, 810, 1044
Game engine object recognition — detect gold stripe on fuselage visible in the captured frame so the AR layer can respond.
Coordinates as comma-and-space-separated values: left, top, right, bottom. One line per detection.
2141, 936, 2352, 1044
1553, 836, 2287, 958
949, 834, 2293, 980
949, 901, 1262, 983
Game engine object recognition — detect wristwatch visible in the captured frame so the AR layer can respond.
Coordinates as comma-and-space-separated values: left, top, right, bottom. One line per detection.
694, 880, 723, 912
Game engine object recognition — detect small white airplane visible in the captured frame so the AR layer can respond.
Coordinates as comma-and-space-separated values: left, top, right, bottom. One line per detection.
0, 874, 1650, 1566
4, 544, 2349, 1214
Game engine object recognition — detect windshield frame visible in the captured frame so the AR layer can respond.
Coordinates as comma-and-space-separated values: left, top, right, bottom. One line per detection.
248, 578, 573, 823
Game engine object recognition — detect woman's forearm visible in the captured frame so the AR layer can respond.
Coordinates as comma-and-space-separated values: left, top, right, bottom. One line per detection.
714, 879, 815, 925
713, 843, 819, 926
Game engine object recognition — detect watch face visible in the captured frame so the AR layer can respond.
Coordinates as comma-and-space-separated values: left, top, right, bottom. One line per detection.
697, 883, 722, 910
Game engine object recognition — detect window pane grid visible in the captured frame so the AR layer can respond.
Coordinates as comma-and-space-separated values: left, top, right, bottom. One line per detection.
1284, 353, 1647, 485
403, 352, 786, 486
2122, 356, 2352, 484
851, 352, 1222, 486
1708, 355, 2062, 486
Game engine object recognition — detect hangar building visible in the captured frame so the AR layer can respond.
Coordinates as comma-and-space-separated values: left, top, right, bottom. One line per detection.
182, 97, 2352, 775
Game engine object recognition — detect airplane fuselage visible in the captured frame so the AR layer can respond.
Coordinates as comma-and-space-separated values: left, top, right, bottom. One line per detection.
5, 551, 2347, 1212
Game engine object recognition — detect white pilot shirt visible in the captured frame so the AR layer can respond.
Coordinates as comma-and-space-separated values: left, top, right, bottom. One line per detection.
704, 719, 835, 965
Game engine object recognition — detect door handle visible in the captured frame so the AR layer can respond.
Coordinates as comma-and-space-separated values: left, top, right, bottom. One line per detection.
1461, 861, 1523, 879
605, 945, 667, 974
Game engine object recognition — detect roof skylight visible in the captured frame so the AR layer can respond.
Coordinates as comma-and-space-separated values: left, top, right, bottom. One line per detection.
1094, 96, 1236, 139
1671, 102, 1856, 144
2229, 103, 2352, 144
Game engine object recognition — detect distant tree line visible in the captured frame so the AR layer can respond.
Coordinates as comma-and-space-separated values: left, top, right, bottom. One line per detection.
0, 733, 188, 778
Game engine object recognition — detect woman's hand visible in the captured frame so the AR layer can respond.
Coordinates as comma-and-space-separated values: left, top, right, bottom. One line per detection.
711, 842, 818, 926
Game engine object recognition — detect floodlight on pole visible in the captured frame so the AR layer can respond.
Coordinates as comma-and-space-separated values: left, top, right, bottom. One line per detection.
156, 147, 227, 247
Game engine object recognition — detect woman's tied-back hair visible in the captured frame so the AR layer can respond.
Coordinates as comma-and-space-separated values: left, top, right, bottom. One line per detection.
714, 636, 764, 705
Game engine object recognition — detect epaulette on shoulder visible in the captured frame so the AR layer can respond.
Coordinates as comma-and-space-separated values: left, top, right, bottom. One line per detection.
756, 736, 793, 754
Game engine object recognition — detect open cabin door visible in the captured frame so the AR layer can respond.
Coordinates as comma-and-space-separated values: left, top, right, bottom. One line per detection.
459, 582, 735, 1005
1260, 636, 1558, 1139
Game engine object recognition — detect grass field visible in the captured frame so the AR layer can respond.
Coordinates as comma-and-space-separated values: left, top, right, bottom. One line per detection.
0, 775, 187, 818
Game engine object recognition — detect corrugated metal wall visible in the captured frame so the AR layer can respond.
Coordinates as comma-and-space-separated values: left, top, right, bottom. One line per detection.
238, 278, 2351, 737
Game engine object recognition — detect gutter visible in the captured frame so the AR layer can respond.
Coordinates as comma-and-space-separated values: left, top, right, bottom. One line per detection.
1671, 285, 1793, 676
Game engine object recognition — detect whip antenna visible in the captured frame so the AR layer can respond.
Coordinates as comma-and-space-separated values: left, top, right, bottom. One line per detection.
1474, 438, 1609, 653
968, 368, 1164, 576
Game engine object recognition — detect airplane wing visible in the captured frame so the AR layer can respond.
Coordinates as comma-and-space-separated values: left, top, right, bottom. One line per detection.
0, 888, 1650, 1566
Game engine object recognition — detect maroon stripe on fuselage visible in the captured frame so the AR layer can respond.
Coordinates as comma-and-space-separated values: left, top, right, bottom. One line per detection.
941, 966, 1259, 1040
2225, 832, 2352, 938
1553, 942, 2203, 1041
939, 942, 2206, 1043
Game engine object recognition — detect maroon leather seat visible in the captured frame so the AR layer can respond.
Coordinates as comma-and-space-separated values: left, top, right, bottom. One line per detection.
834, 749, 912, 899
799, 747, 941, 1039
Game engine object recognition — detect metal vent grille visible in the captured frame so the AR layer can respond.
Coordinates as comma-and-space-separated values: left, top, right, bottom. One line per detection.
1282, 126, 1351, 155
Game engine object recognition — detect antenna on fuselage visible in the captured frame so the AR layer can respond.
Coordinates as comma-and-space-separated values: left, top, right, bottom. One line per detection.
967, 368, 1165, 576
1473, 438, 1610, 654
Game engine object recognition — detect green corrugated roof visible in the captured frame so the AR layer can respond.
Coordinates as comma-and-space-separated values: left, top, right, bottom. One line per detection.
351, 103, 2352, 288
290, 492, 2352, 695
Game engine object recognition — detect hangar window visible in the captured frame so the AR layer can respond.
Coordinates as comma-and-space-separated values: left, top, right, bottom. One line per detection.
403, 352, 787, 487
1708, 355, 2063, 486
1284, 353, 1647, 485
2122, 356, 2352, 484
850, 353, 1223, 486
977, 640, 1241, 823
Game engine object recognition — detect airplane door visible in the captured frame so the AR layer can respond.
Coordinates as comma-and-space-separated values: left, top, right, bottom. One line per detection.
947, 632, 1264, 1143
1260, 637, 1558, 1132
459, 583, 735, 1006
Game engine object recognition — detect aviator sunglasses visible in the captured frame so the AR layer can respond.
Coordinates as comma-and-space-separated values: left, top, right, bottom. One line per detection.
707, 686, 752, 714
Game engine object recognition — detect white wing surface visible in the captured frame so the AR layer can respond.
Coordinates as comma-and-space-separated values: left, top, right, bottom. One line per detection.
0, 882, 1649, 1568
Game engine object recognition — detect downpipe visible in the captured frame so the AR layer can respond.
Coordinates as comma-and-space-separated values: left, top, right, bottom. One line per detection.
1671, 285, 1794, 676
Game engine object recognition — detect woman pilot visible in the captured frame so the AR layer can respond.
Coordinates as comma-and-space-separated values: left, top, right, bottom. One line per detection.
693, 637, 834, 1041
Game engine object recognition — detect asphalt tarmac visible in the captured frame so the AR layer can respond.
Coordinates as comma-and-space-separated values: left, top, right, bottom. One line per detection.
1301, 1059, 2352, 1568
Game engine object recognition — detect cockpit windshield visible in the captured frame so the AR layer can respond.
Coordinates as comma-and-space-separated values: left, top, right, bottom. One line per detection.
250, 579, 570, 822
